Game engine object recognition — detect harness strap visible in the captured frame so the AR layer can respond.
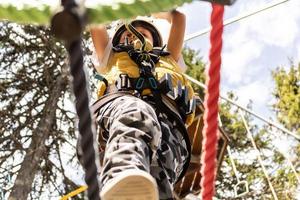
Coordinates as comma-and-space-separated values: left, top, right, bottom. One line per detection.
113, 73, 196, 119
91, 91, 133, 114
150, 89, 191, 183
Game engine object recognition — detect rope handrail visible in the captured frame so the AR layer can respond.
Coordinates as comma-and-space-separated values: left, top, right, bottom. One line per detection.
0, 0, 191, 25
267, 128, 300, 185
239, 109, 279, 200
51, 1, 101, 199
184, 74, 300, 141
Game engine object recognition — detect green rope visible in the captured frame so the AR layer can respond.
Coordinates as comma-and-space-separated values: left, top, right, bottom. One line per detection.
0, 0, 192, 25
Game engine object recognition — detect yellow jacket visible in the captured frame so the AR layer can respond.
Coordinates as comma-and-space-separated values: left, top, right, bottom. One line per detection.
97, 52, 195, 126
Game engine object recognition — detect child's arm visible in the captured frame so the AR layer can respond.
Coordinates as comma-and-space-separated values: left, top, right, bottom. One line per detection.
153, 10, 186, 62
90, 25, 109, 61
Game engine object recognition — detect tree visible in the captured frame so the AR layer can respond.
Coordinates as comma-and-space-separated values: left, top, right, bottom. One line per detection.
182, 47, 206, 99
183, 48, 299, 199
271, 62, 300, 199
272, 62, 300, 134
0, 22, 86, 200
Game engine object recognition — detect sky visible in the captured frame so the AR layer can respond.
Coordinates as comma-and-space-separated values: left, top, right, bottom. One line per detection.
181, 0, 300, 119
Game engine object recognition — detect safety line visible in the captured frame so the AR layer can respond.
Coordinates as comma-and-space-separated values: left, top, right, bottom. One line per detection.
60, 186, 88, 200
184, 0, 290, 42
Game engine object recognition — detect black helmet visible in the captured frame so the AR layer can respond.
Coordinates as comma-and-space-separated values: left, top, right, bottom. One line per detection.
112, 19, 163, 47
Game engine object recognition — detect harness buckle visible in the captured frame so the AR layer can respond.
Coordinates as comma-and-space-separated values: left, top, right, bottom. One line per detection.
148, 77, 158, 89
174, 81, 182, 101
117, 74, 131, 91
186, 98, 196, 115
136, 77, 145, 90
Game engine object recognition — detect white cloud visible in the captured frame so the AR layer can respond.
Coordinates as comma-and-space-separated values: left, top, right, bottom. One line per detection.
222, 34, 264, 84
234, 79, 272, 106
214, 0, 300, 119
243, 0, 300, 48
221, 0, 300, 84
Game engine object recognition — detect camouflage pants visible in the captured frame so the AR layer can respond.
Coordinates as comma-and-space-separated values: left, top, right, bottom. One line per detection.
96, 95, 189, 200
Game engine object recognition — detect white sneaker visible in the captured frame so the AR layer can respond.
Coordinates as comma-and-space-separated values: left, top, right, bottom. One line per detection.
100, 170, 159, 200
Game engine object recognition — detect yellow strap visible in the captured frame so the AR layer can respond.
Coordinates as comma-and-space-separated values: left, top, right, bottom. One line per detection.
60, 186, 88, 200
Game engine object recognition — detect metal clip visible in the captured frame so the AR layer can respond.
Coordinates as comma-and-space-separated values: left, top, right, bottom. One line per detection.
179, 86, 189, 106
136, 77, 145, 90
174, 81, 182, 101
159, 73, 173, 94
148, 77, 158, 89
117, 74, 131, 90
186, 98, 196, 115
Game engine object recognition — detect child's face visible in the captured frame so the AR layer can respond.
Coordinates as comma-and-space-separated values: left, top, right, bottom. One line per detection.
119, 26, 153, 45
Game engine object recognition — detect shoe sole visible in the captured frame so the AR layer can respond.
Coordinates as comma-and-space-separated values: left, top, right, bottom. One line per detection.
100, 170, 159, 200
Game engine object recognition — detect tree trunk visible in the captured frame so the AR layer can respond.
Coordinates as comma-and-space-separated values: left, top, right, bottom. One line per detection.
9, 74, 65, 200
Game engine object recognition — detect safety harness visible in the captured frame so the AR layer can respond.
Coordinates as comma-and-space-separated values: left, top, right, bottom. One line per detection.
91, 21, 196, 182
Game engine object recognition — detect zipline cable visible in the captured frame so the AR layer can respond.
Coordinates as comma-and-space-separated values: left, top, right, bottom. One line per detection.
184, 0, 290, 42
219, 113, 249, 198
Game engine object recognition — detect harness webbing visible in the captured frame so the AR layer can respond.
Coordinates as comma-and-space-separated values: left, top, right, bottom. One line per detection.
104, 25, 193, 181
200, 3, 224, 200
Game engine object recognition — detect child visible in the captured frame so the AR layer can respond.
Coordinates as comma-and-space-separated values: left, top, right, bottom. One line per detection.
90, 10, 195, 200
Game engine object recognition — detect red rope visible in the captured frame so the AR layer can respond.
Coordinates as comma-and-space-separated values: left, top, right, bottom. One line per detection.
200, 3, 224, 200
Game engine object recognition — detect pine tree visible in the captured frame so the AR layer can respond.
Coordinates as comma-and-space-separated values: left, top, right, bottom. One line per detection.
271, 62, 300, 199
0, 22, 85, 200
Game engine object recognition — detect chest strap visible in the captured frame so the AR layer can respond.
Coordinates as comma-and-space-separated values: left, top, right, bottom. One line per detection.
115, 73, 196, 121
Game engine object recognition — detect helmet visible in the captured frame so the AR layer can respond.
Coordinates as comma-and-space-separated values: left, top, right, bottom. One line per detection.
112, 19, 163, 47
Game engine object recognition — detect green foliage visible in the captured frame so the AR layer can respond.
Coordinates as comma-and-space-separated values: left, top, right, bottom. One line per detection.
0, 5, 51, 25
182, 47, 206, 98
0, 0, 192, 25
271, 62, 300, 199
272, 63, 300, 133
